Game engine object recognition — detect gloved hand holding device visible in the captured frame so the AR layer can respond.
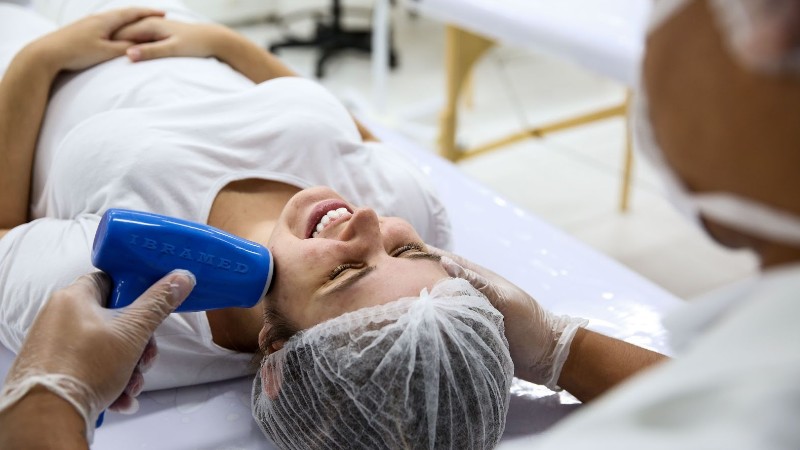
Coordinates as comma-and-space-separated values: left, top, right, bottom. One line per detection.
429, 248, 587, 391
0, 270, 195, 444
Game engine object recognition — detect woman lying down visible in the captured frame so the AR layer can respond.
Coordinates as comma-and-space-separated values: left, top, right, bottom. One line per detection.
0, 1, 567, 448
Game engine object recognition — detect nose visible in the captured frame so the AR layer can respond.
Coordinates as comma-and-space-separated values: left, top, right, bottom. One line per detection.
337, 208, 383, 254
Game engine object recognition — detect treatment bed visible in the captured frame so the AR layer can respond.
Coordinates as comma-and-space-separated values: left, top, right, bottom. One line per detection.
0, 122, 682, 449
409, 0, 651, 213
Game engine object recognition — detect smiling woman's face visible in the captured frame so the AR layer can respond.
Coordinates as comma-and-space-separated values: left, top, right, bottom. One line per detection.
261, 186, 448, 341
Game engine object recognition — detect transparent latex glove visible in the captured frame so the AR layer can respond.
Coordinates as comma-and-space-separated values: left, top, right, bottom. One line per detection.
0, 270, 195, 442
429, 248, 587, 390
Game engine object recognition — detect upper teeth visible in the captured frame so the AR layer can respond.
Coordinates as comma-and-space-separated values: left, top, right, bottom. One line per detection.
312, 208, 351, 238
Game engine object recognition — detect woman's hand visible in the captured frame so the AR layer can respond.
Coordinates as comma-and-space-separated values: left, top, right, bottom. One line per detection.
0, 270, 195, 439
113, 17, 300, 86
112, 17, 233, 62
30, 8, 165, 73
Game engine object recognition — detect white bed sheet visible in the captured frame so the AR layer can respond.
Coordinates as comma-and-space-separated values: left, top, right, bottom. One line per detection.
0, 123, 682, 449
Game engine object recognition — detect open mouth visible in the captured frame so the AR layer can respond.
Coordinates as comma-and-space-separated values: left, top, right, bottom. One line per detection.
306, 200, 353, 239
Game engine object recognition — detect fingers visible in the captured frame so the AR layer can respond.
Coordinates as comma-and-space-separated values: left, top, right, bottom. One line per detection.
428, 246, 480, 274
124, 369, 145, 398
126, 40, 175, 62
63, 272, 113, 307
106, 39, 136, 59
440, 256, 496, 299
109, 341, 153, 413
104, 7, 165, 33
439, 256, 468, 279
109, 392, 140, 414
112, 17, 166, 43
116, 269, 195, 337
138, 337, 159, 373
425, 245, 448, 259
440, 256, 487, 287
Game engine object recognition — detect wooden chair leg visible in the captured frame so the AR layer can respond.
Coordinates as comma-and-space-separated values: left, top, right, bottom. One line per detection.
438, 25, 494, 161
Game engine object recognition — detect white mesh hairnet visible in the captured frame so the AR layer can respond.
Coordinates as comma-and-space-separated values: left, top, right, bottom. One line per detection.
251, 277, 513, 450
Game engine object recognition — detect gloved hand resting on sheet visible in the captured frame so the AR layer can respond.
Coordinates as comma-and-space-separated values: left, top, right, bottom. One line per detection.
0, 270, 195, 443
431, 248, 587, 390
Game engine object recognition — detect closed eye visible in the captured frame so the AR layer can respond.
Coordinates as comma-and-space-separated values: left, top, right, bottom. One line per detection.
391, 242, 441, 262
329, 243, 437, 281
391, 242, 425, 257
319, 244, 439, 299
330, 263, 358, 280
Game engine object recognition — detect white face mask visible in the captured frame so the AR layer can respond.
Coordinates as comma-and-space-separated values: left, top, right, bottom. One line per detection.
633, 0, 800, 249
632, 84, 800, 248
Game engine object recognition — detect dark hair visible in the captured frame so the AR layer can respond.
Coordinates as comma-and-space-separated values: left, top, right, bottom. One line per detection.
249, 302, 299, 370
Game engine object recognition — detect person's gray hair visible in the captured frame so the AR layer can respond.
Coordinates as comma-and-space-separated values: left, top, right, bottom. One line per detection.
251, 277, 513, 449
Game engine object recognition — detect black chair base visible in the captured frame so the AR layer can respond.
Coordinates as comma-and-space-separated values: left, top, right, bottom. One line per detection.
268, 2, 399, 78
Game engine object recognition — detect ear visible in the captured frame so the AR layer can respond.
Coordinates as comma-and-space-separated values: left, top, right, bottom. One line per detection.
270, 340, 286, 353
260, 364, 282, 400
260, 340, 286, 400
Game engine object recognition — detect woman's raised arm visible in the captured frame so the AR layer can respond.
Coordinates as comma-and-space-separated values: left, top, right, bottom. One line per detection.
0, 44, 56, 229
114, 19, 293, 83
0, 8, 164, 229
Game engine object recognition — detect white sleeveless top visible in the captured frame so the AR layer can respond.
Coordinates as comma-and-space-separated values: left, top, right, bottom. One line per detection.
0, 55, 451, 389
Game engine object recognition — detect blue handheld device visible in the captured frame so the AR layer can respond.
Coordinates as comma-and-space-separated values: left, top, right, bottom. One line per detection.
92, 209, 274, 313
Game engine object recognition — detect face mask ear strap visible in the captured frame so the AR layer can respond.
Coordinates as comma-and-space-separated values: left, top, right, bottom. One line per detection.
633, 90, 800, 248
693, 193, 800, 247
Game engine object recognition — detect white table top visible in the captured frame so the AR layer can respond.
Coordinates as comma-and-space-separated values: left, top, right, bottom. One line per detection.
411, 0, 652, 86
0, 123, 682, 449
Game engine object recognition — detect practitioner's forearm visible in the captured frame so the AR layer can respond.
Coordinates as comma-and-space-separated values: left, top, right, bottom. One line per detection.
0, 43, 60, 229
0, 386, 88, 450
557, 328, 667, 403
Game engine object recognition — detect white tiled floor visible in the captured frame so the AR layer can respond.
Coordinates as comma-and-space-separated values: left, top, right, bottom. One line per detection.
231, 6, 759, 300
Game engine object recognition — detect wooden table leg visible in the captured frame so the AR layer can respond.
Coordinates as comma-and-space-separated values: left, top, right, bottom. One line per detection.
438, 25, 494, 161
619, 91, 634, 212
